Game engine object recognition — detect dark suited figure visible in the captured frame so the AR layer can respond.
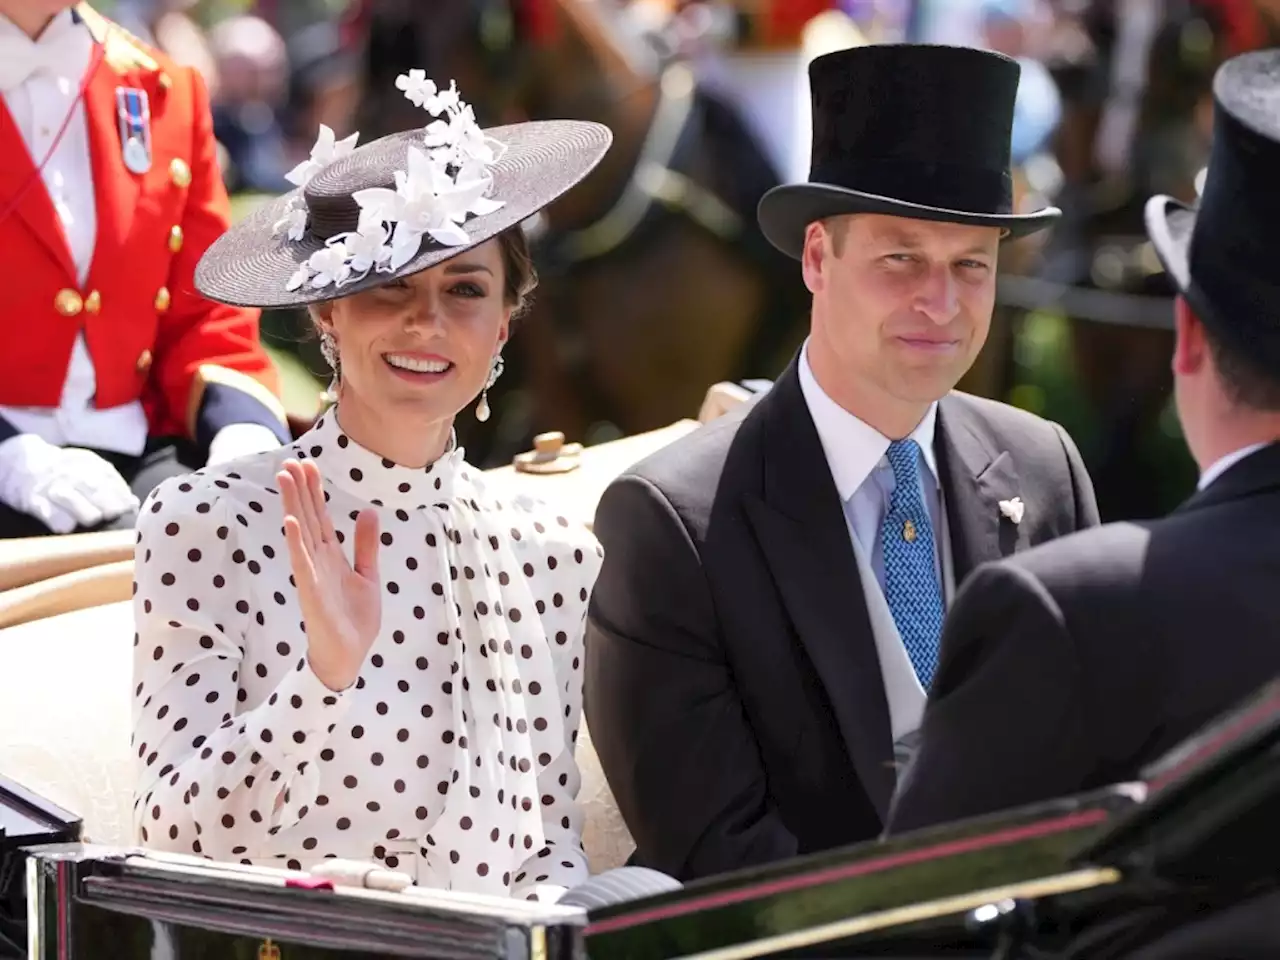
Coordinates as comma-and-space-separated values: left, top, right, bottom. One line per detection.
888, 49, 1280, 836
584, 44, 1101, 883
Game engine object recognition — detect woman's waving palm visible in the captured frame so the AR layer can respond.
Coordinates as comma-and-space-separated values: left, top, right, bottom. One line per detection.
278, 459, 381, 691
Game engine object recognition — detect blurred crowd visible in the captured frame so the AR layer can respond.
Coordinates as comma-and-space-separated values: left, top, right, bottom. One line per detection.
98, 0, 364, 195
105, 0, 1279, 208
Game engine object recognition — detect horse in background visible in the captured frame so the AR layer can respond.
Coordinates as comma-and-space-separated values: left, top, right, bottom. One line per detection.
353, 0, 812, 465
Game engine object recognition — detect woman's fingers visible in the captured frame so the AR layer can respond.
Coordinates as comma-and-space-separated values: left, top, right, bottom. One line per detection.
304, 458, 340, 545
351, 509, 381, 581
283, 515, 318, 594
287, 460, 325, 547
277, 466, 316, 554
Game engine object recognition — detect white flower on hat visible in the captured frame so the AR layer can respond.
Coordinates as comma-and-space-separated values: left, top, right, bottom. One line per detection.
395, 69, 437, 109
282, 71, 507, 293
285, 123, 360, 188
273, 124, 361, 240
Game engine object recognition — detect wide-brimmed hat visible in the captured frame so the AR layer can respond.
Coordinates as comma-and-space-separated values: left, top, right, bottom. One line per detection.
757, 43, 1061, 260
195, 73, 612, 308
1145, 48, 1280, 375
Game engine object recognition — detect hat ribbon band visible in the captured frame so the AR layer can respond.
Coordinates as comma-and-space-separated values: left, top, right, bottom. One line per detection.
807, 158, 1014, 216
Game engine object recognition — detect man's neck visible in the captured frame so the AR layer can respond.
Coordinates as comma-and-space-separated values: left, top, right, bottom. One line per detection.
804, 340, 932, 440
0, 5, 61, 41
1194, 413, 1280, 477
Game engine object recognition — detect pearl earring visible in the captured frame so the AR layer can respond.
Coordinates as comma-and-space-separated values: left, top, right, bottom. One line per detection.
475, 354, 505, 422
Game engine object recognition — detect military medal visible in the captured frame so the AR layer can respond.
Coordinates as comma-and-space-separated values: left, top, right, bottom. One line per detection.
115, 86, 152, 174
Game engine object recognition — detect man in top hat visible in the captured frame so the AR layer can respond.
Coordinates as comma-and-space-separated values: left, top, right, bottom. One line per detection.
887, 47, 1280, 835
583, 42, 1100, 882
0, 1, 289, 538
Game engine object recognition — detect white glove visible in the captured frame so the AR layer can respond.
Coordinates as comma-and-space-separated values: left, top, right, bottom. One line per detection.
207, 423, 283, 466
0, 434, 139, 534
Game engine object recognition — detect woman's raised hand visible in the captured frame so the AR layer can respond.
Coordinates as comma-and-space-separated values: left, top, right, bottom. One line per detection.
278, 459, 382, 692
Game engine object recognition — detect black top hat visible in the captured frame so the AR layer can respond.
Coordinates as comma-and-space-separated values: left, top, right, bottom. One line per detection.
195, 76, 612, 309
1146, 49, 1280, 375
757, 43, 1061, 260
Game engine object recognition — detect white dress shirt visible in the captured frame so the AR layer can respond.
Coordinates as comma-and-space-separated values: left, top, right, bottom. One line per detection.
0, 10, 149, 455
797, 342, 950, 595
797, 342, 955, 742
1198, 442, 1272, 492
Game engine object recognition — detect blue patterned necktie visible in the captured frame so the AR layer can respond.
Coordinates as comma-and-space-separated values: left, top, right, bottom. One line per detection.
880, 439, 944, 690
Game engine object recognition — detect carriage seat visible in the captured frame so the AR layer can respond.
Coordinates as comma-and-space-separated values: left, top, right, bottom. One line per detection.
0, 595, 637, 874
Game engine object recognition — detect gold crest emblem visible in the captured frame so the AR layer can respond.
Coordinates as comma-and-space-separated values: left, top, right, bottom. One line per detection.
902, 519, 917, 543
259, 939, 281, 960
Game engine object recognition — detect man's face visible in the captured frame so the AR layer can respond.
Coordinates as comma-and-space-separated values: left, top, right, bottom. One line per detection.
802, 213, 1001, 410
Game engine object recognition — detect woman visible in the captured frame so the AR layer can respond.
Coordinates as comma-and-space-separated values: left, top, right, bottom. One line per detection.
130, 72, 613, 902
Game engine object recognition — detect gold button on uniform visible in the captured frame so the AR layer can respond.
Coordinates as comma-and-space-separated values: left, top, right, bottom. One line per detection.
84, 290, 101, 314
54, 288, 83, 316
168, 225, 183, 253
136, 349, 153, 373
158, 71, 173, 90
154, 287, 171, 312
169, 158, 191, 188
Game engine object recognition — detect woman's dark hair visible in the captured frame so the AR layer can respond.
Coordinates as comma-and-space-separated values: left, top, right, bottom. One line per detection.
496, 225, 538, 320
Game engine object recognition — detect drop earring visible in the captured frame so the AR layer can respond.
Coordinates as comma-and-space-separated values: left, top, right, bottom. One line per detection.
319, 330, 340, 404
475, 353, 505, 422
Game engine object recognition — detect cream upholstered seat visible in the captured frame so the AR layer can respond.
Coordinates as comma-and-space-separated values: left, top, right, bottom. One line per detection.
0, 599, 136, 847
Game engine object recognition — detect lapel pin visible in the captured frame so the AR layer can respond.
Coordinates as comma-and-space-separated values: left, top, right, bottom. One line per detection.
998, 497, 1025, 525
115, 86, 153, 175
902, 519, 917, 543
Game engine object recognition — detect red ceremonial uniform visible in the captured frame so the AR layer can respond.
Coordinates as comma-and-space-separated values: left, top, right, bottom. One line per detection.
0, 4, 286, 445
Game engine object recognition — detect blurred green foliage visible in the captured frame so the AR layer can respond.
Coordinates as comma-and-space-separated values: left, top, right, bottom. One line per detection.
1006, 310, 1198, 518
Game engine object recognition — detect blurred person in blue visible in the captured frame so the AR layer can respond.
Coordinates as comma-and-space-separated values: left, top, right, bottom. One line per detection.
979, 0, 1061, 164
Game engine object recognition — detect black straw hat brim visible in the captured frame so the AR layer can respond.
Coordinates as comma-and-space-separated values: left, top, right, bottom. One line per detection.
757, 183, 1062, 260
195, 119, 613, 309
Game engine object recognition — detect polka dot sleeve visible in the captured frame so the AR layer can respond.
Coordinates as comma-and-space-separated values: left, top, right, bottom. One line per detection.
131, 477, 353, 860
510, 517, 604, 901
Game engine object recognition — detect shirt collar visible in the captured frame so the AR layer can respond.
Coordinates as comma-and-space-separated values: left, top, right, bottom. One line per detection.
293, 406, 466, 509
0, 7, 81, 48
1197, 441, 1272, 492
798, 339, 939, 502
0, 8, 91, 90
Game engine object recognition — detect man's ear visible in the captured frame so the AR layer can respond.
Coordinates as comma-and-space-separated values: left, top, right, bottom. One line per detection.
1172, 295, 1208, 378
801, 221, 829, 294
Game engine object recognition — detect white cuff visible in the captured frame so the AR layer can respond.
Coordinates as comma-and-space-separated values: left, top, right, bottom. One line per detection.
208, 423, 283, 465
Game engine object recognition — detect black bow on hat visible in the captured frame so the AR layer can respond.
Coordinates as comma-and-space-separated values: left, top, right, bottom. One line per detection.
1146, 48, 1280, 375
757, 43, 1061, 260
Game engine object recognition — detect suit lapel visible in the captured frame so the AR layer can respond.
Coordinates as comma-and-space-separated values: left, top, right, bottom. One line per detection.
742, 362, 897, 819
0, 101, 76, 277
935, 396, 1022, 583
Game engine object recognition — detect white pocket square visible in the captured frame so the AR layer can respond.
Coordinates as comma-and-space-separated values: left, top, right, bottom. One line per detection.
998, 497, 1025, 525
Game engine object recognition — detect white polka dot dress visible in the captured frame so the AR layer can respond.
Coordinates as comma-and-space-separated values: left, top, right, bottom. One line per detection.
131, 410, 602, 901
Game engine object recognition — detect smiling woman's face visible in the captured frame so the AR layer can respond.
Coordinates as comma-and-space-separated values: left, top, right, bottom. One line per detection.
313, 238, 511, 433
